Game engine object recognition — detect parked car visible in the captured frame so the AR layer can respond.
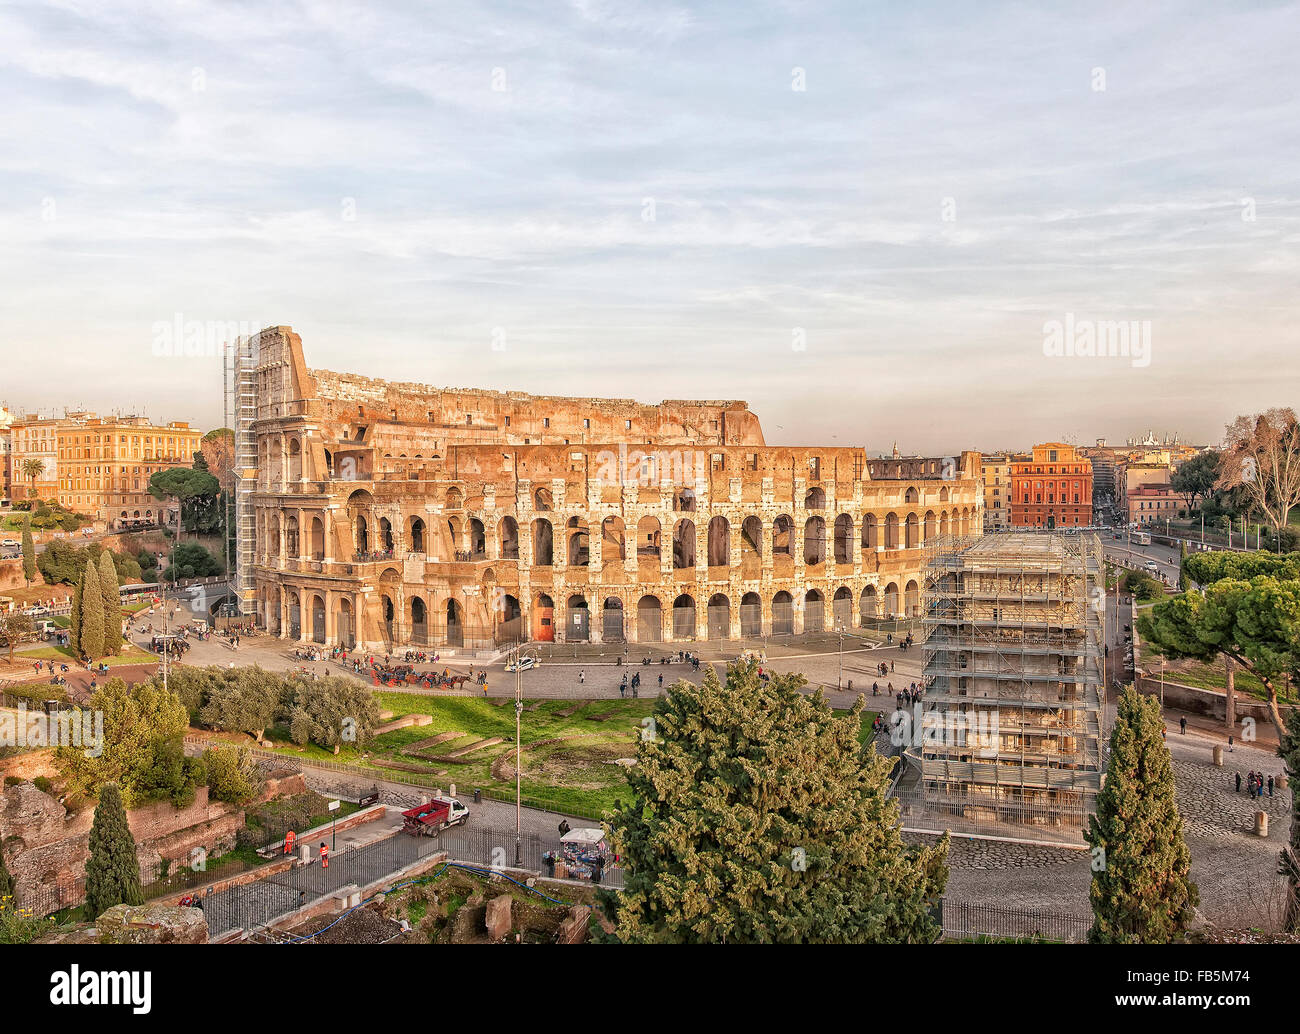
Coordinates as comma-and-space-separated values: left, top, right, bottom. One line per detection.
0, 539, 18, 549
505, 654, 539, 673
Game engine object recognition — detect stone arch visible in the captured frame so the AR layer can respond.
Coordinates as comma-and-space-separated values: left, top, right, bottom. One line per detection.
833, 586, 853, 630
740, 591, 762, 637
707, 516, 730, 566
706, 593, 730, 639
445, 486, 464, 510
637, 594, 663, 642
772, 514, 794, 555
905, 579, 920, 617
566, 594, 591, 641
567, 516, 590, 567
468, 518, 486, 558
601, 516, 626, 562
287, 437, 302, 481
805, 486, 825, 509
833, 513, 853, 563
636, 516, 661, 559
803, 515, 826, 566
310, 593, 326, 644
859, 585, 878, 625
445, 598, 464, 647
772, 590, 794, 635
672, 518, 696, 569
922, 510, 936, 543
884, 512, 899, 549
883, 581, 900, 618
533, 593, 555, 642
411, 596, 428, 644
673, 488, 696, 512
601, 596, 625, 642
533, 487, 552, 511
861, 513, 877, 550
672, 593, 697, 639
498, 516, 519, 559
310, 515, 324, 559
905, 486, 919, 504
905, 512, 919, 548
532, 518, 553, 566
378, 516, 395, 552
804, 588, 825, 632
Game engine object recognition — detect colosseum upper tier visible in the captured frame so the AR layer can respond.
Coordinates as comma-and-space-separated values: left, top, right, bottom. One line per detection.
245, 327, 984, 652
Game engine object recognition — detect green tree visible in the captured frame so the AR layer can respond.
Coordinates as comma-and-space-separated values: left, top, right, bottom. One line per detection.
20, 516, 36, 587
199, 668, 282, 741
603, 663, 948, 943
203, 745, 256, 805
54, 678, 191, 807
1086, 688, 1198, 943
83, 783, 145, 919
97, 550, 121, 657
1178, 541, 1190, 592
0, 612, 34, 662
1171, 450, 1221, 513
77, 560, 104, 662
134, 736, 206, 809
36, 539, 86, 586
287, 677, 381, 750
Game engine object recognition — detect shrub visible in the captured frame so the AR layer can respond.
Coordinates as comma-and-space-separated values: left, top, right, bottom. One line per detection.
3, 777, 22, 788
32, 777, 53, 795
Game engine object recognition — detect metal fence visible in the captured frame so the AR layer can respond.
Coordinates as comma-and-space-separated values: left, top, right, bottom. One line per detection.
203, 824, 621, 938
939, 899, 1091, 943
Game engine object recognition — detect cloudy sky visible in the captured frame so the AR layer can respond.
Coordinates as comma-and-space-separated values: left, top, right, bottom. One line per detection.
1, 0, 1296, 453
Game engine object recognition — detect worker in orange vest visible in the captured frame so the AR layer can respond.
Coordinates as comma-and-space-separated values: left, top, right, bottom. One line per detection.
284, 830, 296, 855
319, 842, 329, 869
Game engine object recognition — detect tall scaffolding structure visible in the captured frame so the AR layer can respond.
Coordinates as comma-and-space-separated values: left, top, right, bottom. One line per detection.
224, 336, 260, 616
919, 530, 1105, 832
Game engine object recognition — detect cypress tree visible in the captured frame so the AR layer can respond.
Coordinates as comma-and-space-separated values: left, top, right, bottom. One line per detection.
20, 516, 36, 587
84, 783, 144, 919
78, 561, 104, 662
69, 561, 85, 656
605, 662, 948, 943
1086, 687, 1198, 943
1178, 541, 1190, 591
97, 551, 121, 657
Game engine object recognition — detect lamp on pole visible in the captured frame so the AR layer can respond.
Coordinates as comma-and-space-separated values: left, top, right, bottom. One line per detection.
836, 625, 844, 693
514, 636, 523, 867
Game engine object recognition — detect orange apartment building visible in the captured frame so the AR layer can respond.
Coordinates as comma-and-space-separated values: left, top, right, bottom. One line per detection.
1010, 442, 1094, 529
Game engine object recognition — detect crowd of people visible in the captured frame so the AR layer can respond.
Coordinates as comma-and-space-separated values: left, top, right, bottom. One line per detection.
1237, 770, 1275, 798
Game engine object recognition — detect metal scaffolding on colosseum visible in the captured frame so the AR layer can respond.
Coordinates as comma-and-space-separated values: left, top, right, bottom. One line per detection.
905, 530, 1106, 842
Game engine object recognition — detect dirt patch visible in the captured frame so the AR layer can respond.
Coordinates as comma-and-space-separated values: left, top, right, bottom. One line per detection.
288, 903, 404, 944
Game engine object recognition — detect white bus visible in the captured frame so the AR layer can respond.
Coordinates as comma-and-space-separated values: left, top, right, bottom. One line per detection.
1132, 530, 1151, 546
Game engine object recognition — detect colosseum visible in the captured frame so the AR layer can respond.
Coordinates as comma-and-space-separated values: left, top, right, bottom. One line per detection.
241, 327, 983, 652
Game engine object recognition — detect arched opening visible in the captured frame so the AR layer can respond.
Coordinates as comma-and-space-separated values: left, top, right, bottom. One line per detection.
567, 517, 590, 567
533, 487, 552, 511
772, 514, 794, 555
859, 585, 878, 626
497, 594, 522, 644
672, 594, 696, 639
310, 594, 325, 644
285, 514, 299, 557
884, 512, 899, 549
803, 515, 826, 566
772, 591, 794, 635
310, 515, 324, 560
379, 594, 394, 644
922, 510, 936, 542
740, 592, 762, 637
411, 596, 428, 645
446, 599, 464, 648
532, 518, 553, 566
861, 513, 877, 550
602, 597, 625, 643
707, 516, 729, 567
468, 518, 486, 559
740, 516, 762, 578
498, 516, 519, 560
566, 595, 590, 641
883, 582, 900, 619
637, 595, 663, 642
287, 437, 302, 481
905, 486, 919, 504
409, 516, 426, 553
533, 593, 555, 642
833, 514, 853, 564
601, 516, 626, 562
805, 487, 825, 509
354, 513, 369, 554
636, 516, 661, 559
905, 512, 919, 549
804, 589, 825, 633
287, 590, 301, 640
379, 517, 394, 553
672, 519, 696, 569
673, 488, 696, 512
707, 593, 730, 639
905, 579, 920, 618
833, 586, 853, 630
445, 487, 464, 509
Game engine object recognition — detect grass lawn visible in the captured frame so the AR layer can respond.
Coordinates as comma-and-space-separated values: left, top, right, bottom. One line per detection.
22, 644, 154, 667
261, 695, 657, 817
1138, 642, 1298, 705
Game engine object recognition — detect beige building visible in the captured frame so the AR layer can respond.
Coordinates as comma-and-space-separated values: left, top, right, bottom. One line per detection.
8, 414, 61, 501
236, 327, 985, 651
921, 531, 1104, 829
57, 416, 202, 528
980, 454, 1014, 531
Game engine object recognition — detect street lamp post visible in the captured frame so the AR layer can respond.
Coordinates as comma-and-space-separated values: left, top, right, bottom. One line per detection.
514, 638, 523, 867
836, 626, 844, 692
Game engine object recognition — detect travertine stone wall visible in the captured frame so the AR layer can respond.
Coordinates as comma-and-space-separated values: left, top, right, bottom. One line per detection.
246, 327, 984, 651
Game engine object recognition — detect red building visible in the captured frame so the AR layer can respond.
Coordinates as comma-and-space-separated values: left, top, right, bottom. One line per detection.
1010, 443, 1093, 529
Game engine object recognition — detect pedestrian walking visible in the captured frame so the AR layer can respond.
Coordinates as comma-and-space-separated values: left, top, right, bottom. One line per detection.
1235, 772, 1242, 793
1180, 716, 1187, 735
1269, 775, 1275, 797
579, 669, 585, 685
658, 674, 663, 689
